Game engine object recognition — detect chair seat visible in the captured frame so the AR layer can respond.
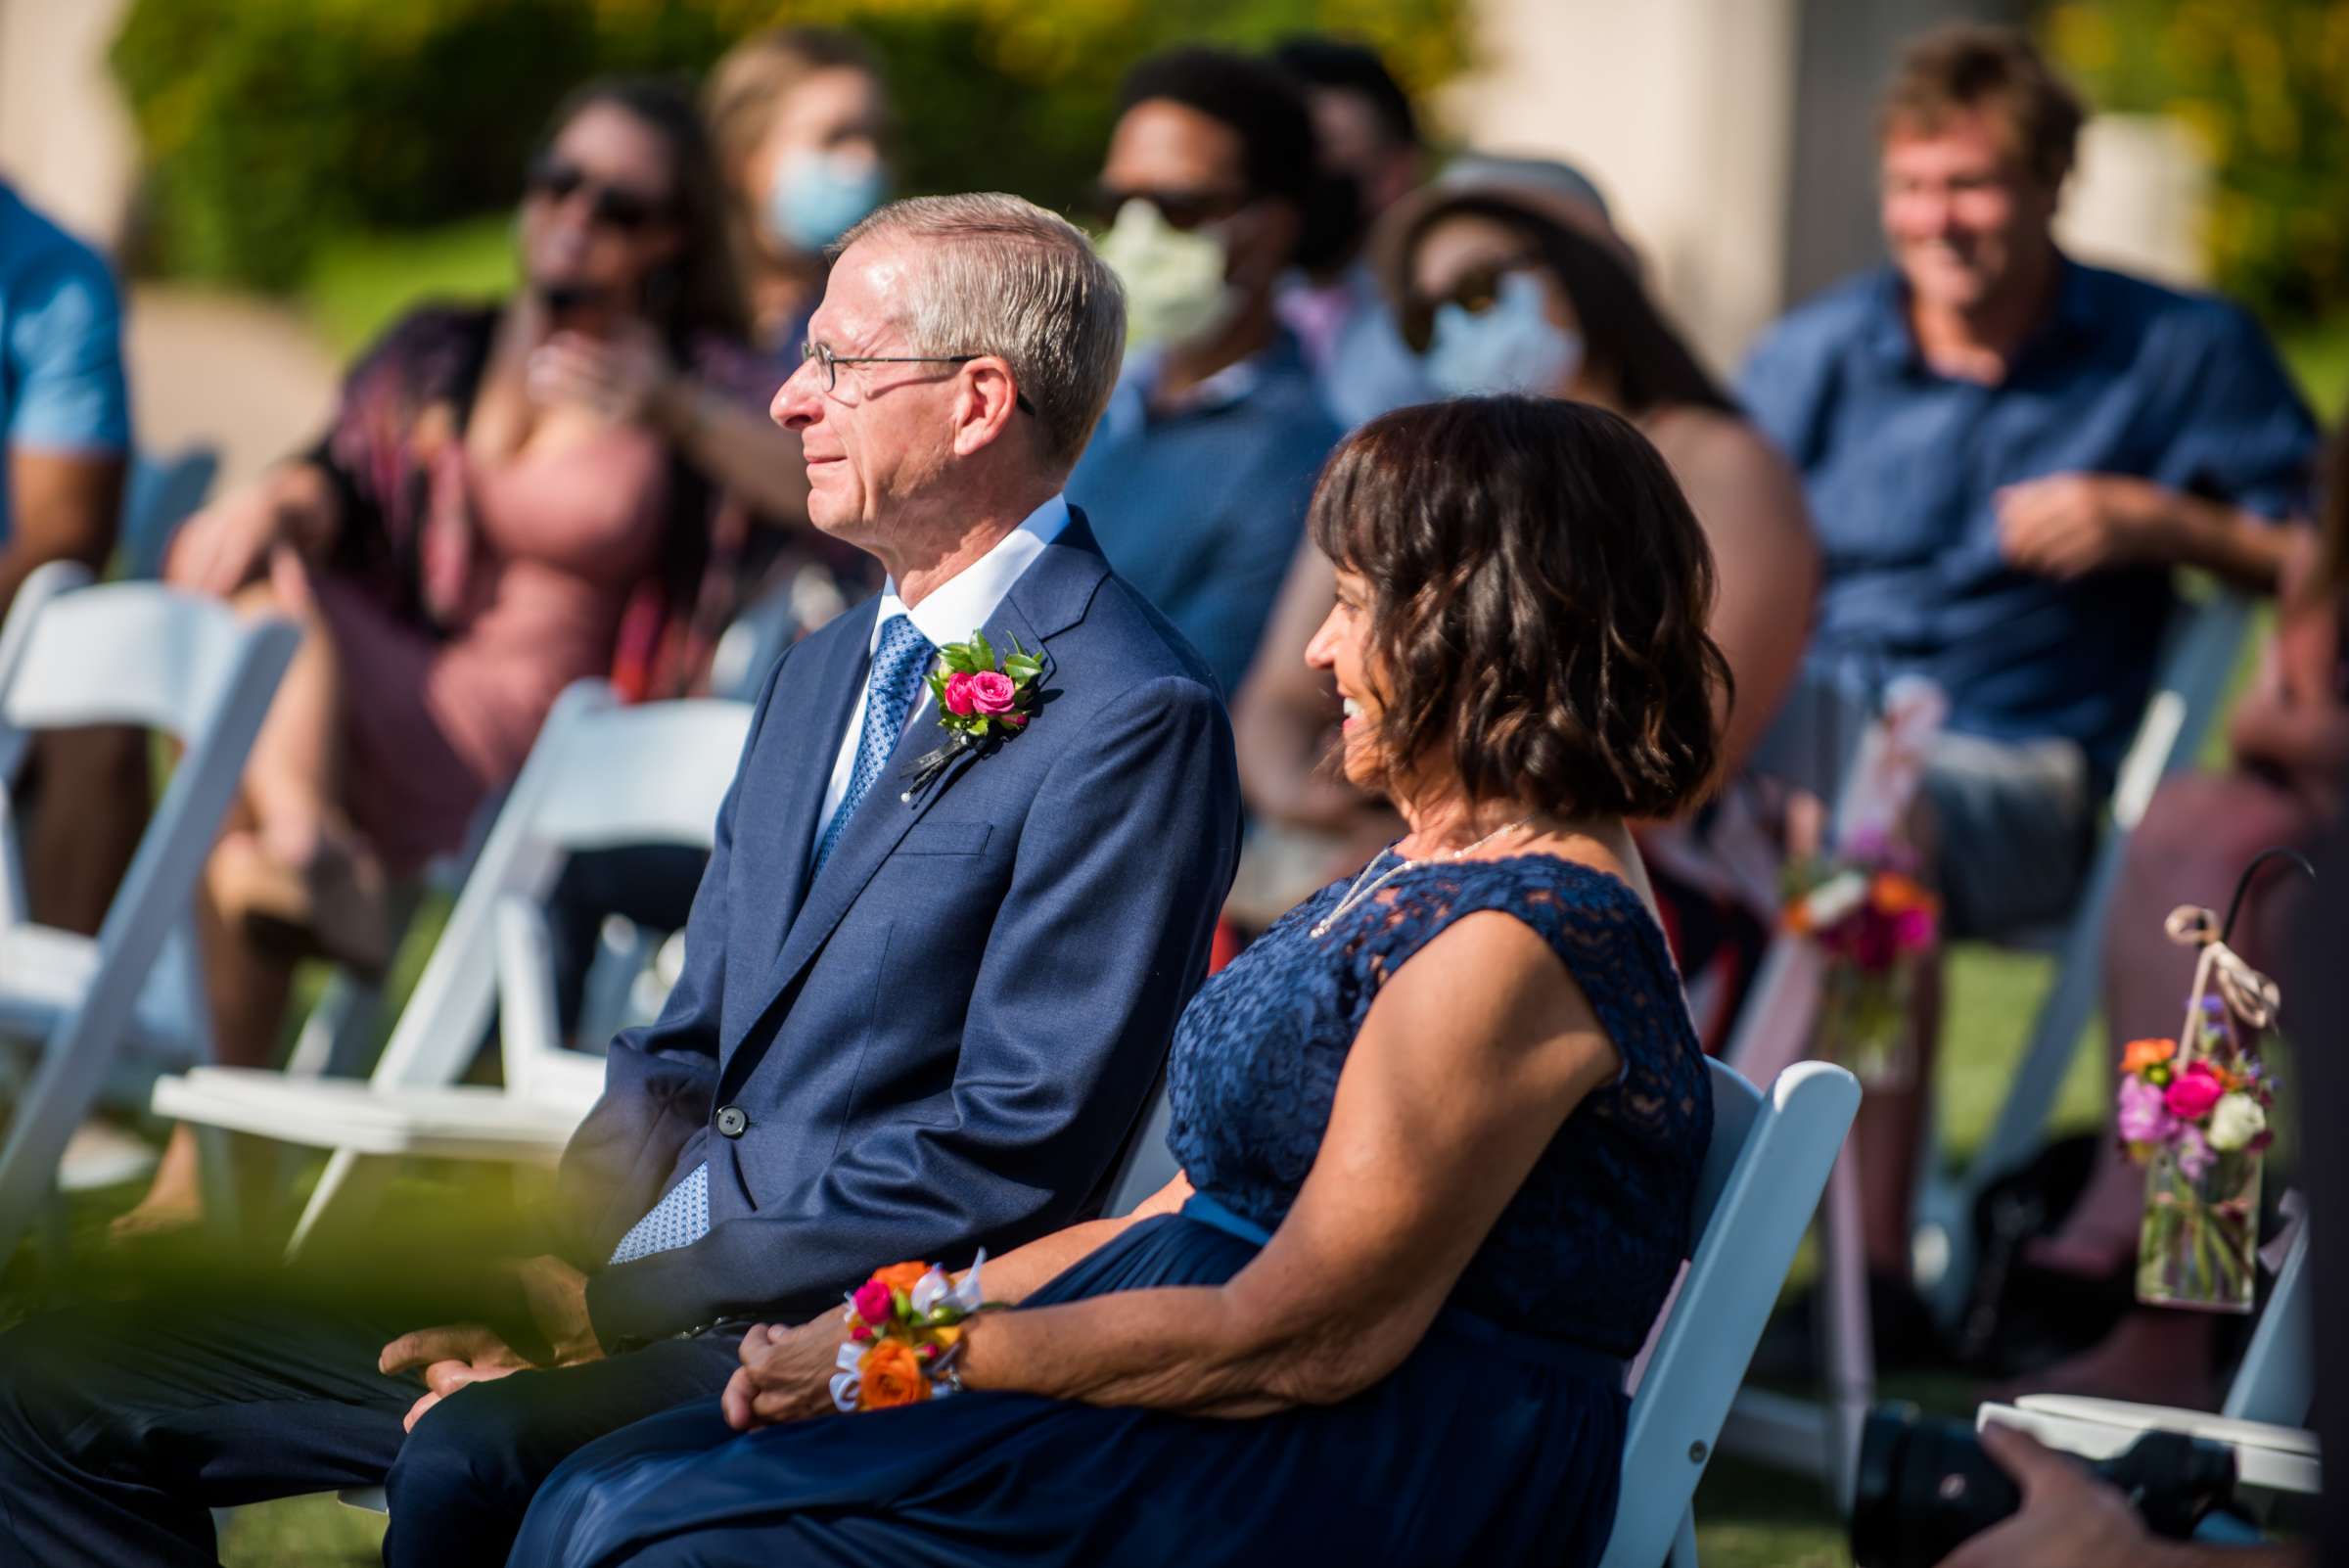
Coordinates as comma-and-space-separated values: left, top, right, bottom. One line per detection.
151, 1069, 590, 1161
0, 923, 202, 1064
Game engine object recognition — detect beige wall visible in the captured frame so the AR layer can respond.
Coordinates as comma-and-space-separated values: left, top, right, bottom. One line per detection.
0, 0, 138, 249
1436, 0, 1802, 375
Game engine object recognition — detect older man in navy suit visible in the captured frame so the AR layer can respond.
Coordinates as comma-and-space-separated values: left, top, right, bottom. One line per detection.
0, 193, 1240, 1568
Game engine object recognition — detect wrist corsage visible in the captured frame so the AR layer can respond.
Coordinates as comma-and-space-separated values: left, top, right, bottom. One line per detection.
901, 631, 1042, 803
830, 1250, 993, 1411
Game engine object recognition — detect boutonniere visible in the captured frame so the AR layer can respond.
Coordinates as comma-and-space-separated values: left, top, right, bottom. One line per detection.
901, 630, 1043, 803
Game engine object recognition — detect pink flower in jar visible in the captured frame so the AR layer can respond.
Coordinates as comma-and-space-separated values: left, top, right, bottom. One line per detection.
2116, 1075, 2176, 1146
968, 670, 1019, 715
943, 672, 978, 717
2163, 1062, 2225, 1123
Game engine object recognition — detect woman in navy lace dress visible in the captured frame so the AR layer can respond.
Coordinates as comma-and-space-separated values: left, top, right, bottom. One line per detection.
505, 396, 1726, 1568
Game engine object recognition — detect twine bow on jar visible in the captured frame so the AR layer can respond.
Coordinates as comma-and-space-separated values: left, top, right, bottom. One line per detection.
2163, 904, 2281, 1033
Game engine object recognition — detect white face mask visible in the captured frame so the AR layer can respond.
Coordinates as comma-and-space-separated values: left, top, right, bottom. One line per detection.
1094, 199, 1238, 351
1423, 269, 1584, 397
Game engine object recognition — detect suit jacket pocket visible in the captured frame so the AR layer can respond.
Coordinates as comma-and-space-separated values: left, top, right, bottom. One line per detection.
896, 819, 992, 856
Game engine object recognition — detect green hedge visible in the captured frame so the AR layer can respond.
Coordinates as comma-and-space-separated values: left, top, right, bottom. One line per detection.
2043, 0, 2349, 326
111, 0, 1467, 295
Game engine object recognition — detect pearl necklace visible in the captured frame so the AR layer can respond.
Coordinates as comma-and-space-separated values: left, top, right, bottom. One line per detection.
1309, 817, 1532, 939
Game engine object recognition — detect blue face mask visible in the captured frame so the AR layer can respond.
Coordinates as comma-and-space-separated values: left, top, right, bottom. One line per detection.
1423, 269, 1584, 397
763, 150, 888, 254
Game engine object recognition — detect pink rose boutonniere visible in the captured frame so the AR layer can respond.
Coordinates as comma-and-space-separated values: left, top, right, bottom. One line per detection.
902, 629, 1043, 802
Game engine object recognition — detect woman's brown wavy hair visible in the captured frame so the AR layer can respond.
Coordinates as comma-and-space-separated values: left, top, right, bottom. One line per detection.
1309, 395, 1731, 820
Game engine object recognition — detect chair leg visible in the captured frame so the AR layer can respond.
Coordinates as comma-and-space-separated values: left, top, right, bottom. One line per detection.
1819, 1145, 1875, 1516
194, 1124, 243, 1248
1670, 1504, 1698, 1568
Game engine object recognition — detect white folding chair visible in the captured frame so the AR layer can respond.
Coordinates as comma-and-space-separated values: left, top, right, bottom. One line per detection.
1599, 1058, 1862, 1568
117, 445, 220, 581
149, 681, 750, 1252
0, 562, 299, 1259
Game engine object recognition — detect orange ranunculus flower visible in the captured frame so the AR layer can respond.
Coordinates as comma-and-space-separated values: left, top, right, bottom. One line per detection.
857, 1339, 932, 1409
2121, 1038, 2178, 1077
872, 1262, 932, 1296
1870, 872, 1936, 915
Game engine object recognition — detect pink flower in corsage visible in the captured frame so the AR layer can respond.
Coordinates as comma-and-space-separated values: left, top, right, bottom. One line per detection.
831, 1251, 997, 1414
851, 1279, 894, 1325
2163, 1062, 2225, 1123
902, 629, 1043, 803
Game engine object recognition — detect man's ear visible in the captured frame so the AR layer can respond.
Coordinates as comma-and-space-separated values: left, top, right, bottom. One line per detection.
949, 356, 1024, 459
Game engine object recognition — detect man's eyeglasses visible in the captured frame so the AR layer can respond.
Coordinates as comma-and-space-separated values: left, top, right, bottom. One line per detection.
1087, 184, 1253, 234
525, 155, 672, 234
1399, 255, 1544, 353
802, 342, 1036, 414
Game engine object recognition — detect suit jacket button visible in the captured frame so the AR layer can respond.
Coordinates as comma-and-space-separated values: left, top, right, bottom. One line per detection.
715, 1105, 749, 1138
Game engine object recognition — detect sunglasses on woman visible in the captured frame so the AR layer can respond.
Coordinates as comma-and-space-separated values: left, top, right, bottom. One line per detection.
1400, 254, 1544, 353
525, 155, 673, 234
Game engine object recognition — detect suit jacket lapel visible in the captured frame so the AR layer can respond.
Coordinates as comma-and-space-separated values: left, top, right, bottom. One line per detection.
758, 602, 876, 935
743, 522, 1108, 1039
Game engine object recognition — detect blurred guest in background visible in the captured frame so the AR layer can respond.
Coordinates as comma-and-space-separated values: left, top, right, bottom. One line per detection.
535, 29, 898, 1039
2002, 415, 2348, 1407
1738, 24, 2317, 1335
0, 179, 147, 946
704, 25, 893, 357
1226, 155, 1815, 943
1269, 35, 1432, 430
1072, 47, 1343, 700
117, 76, 803, 1234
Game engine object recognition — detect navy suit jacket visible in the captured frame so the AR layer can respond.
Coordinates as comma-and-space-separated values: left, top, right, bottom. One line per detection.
557, 514, 1241, 1351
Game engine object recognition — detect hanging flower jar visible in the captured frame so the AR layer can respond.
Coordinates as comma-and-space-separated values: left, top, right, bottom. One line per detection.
2120, 908, 2282, 1314
1783, 853, 1940, 1088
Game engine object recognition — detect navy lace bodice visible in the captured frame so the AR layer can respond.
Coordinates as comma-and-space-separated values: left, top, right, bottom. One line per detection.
1167, 853, 1713, 1359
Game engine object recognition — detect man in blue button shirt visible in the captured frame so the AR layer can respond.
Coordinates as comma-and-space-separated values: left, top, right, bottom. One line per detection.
1739, 26, 2316, 1312
1745, 27, 2314, 934
1071, 49, 1344, 701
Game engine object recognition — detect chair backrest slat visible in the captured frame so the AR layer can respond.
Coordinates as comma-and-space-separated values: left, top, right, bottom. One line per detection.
1599, 1058, 1860, 1568
363, 683, 751, 1094
0, 577, 256, 742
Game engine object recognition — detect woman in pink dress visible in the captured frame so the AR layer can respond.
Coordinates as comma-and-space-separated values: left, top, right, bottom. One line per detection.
122, 77, 806, 1232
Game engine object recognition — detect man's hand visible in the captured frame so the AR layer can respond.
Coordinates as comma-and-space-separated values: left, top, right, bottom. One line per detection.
720, 1317, 854, 1431
513, 1253, 601, 1367
378, 1323, 535, 1432
378, 1256, 601, 1432
1995, 473, 2173, 579
1940, 1423, 2157, 1567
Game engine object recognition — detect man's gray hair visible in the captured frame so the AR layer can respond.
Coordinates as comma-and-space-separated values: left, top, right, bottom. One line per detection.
833, 194, 1127, 469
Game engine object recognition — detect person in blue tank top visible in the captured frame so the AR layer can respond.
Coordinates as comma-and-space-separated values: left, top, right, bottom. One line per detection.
505, 395, 1723, 1568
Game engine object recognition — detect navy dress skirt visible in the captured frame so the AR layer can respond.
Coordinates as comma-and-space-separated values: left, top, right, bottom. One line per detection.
508, 854, 1714, 1568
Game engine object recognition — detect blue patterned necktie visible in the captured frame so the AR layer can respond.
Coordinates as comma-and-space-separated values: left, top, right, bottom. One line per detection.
811, 613, 935, 877
610, 615, 933, 1268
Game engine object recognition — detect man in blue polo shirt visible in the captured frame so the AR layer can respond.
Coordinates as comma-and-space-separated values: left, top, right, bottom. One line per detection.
1740, 26, 2316, 1321
1, 180, 143, 941
1, 181, 126, 596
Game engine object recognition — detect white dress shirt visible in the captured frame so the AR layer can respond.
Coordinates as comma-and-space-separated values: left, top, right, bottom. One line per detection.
808, 492, 1071, 857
